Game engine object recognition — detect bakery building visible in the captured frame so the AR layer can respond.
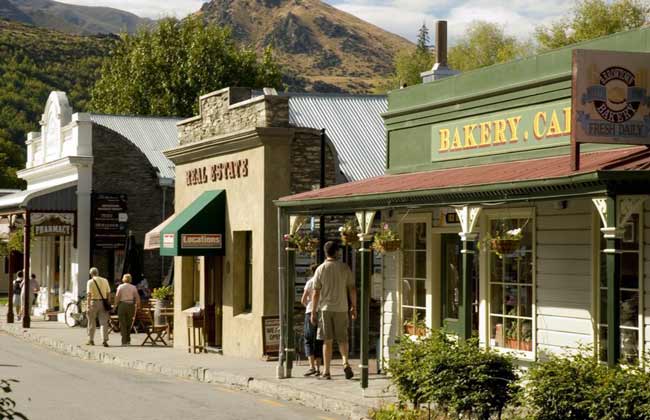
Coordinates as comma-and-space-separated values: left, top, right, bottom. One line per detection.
276, 25, 650, 380
155, 87, 386, 358
0, 91, 178, 322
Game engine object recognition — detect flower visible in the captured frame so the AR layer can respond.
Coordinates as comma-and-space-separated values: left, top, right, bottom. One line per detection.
339, 219, 359, 246
283, 231, 319, 255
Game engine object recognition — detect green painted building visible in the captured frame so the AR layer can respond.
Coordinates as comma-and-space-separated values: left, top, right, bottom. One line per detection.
277, 26, 650, 379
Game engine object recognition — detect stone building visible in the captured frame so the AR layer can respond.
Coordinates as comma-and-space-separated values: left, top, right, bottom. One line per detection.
0, 91, 178, 321
155, 87, 386, 358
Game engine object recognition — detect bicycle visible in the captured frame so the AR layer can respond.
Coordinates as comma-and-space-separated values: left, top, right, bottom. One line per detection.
64, 294, 88, 328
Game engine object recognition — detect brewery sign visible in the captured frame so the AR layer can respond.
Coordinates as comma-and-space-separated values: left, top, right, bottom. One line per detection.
573, 49, 650, 145
32, 212, 74, 237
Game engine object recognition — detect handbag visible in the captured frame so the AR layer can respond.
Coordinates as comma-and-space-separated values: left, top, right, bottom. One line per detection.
92, 278, 112, 312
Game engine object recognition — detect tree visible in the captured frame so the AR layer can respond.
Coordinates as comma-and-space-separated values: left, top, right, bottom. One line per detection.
535, 0, 650, 51
416, 22, 430, 52
91, 16, 283, 117
448, 21, 530, 72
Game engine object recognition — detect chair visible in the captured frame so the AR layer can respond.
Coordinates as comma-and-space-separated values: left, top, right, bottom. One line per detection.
186, 310, 206, 353
139, 308, 168, 346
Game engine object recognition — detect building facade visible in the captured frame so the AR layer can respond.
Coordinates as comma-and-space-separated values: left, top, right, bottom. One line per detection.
0, 92, 178, 320
160, 87, 387, 358
277, 27, 650, 374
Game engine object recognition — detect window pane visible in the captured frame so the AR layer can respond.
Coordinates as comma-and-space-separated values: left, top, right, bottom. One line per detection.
599, 288, 607, 325
403, 251, 414, 278
403, 223, 414, 249
490, 253, 503, 282
504, 317, 517, 349
520, 319, 533, 351
620, 290, 639, 327
621, 252, 639, 289
518, 253, 533, 285
415, 250, 427, 279
402, 307, 415, 330
490, 284, 503, 315
599, 326, 608, 362
503, 257, 517, 283
402, 279, 415, 306
620, 214, 639, 251
491, 316, 505, 347
519, 286, 532, 317
621, 329, 639, 364
415, 279, 426, 308
414, 223, 427, 250
504, 286, 518, 316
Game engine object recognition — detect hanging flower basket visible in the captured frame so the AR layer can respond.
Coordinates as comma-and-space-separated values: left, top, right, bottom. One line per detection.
339, 219, 360, 247
372, 223, 400, 254
489, 238, 520, 255
283, 232, 319, 256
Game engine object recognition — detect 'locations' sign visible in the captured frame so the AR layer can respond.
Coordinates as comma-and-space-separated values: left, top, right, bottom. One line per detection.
431, 101, 572, 161
573, 49, 650, 145
181, 234, 222, 249
186, 158, 249, 186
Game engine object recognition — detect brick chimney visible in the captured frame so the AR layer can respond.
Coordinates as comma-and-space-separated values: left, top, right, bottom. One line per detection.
421, 20, 459, 83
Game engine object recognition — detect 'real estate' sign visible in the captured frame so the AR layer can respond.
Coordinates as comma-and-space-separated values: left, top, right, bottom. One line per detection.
185, 158, 249, 186
573, 49, 650, 144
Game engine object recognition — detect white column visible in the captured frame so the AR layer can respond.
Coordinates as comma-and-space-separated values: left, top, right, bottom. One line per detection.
75, 164, 92, 299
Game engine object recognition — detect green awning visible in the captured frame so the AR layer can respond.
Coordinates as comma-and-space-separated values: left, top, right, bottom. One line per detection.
160, 190, 226, 256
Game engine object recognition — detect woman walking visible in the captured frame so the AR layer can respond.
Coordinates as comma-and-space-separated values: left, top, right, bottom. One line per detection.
12, 271, 23, 320
301, 264, 322, 376
114, 273, 141, 346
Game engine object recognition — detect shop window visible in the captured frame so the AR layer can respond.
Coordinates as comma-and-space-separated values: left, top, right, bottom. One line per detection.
598, 214, 642, 364
401, 222, 427, 333
488, 217, 534, 352
233, 231, 252, 314
192, 257, 201, 305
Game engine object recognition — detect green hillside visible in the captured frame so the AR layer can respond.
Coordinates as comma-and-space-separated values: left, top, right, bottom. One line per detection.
0, 18, 114, 187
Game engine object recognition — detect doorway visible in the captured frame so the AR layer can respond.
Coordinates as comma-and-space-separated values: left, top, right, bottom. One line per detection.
440, 234, 479, 336
204, 256, 223, 348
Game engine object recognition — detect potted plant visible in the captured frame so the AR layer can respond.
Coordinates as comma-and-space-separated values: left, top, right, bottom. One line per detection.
372, 223, 401, 254
404, 317, 427, 336
152, 285, 173, 326
483, 224, 524, 258
283, 231, 319, 256
338, 219, 359, 247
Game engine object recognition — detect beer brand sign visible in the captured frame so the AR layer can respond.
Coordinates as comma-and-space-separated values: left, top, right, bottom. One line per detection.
32, 212, 74, 237
573, 49, 650, 144
185, 158, 249, 186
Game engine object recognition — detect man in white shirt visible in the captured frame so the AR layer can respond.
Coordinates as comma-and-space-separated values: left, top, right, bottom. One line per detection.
86, 267, 111, 347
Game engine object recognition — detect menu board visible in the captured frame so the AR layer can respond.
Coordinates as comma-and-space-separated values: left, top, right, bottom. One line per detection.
92, 193, 128, 249
262, 314, 305, 356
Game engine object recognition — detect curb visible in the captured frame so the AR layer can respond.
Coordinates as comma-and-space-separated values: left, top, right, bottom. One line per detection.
1, 323, 383, 419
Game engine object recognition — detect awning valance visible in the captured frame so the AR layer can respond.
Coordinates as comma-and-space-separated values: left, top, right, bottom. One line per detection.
160, 190, 226, 256
0, 181, 76, 213
144, 215, 175, 250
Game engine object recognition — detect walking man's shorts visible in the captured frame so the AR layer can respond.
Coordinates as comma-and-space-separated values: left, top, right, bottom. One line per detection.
317, 311, 348, 342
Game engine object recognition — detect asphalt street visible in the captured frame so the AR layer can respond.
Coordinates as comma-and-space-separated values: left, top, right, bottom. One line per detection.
0, 332, 343, 420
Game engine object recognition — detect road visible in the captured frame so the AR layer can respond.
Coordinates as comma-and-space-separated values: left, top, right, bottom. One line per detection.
0, 332, 342, 420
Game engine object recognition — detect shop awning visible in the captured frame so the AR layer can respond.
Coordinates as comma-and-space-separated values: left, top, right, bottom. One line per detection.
159, 190, 226, 256
144, 215, 176, 250
0, 181, 77, 213
275, 146, 650, 213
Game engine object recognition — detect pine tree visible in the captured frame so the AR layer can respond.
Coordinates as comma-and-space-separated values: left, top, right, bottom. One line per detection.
416, 22, 429, 53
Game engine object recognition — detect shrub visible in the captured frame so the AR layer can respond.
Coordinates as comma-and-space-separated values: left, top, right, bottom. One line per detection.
587, 361, 650, 420
526, 351, 607, 420
370, 404, 428, 420
388, 330, 519, 419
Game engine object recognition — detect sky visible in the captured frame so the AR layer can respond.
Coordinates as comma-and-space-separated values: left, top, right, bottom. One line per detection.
57, 0, 574, 43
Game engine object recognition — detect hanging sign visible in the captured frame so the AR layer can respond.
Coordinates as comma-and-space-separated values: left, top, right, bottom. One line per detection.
32, 212, 74, 237
573, 49, 650, 145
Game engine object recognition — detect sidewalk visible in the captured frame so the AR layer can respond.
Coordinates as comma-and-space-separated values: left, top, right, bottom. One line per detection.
0, 314, 394, 419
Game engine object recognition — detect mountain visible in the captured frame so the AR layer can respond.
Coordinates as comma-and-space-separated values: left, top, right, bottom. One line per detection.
197, 0, 414, 92
0, 0, 151, 34
0, 19, 115, 187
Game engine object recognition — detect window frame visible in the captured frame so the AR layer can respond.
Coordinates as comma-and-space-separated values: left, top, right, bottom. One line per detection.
483, 208, 536, 358
399, 214, 431, 332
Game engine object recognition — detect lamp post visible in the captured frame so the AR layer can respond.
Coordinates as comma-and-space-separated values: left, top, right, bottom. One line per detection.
22, 210, 30, 329
355, 210, 376, 390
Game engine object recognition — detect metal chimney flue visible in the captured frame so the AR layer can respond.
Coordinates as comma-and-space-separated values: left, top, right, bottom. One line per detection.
435, 20, 447, 68
421, 20, 458, 83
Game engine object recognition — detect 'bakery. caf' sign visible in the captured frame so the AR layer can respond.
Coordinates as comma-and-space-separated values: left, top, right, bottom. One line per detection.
186, 158, 249, 186
573, 49, 650, 144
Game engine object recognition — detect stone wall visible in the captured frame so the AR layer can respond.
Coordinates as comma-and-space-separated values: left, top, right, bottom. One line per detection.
289, 128, 337, 195
91, 124, 174, 288
178, 88, 290, 145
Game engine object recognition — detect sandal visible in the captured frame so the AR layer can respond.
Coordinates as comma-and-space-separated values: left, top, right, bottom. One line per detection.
318, 372, 332, 380
303, 368, 318, 377
344, 364, 354, 380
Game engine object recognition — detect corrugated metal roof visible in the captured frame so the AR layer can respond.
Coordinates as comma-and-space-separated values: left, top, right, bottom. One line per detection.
287, 93, 387, 182
279, 146, 650, 203
90, 114, 181, 180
